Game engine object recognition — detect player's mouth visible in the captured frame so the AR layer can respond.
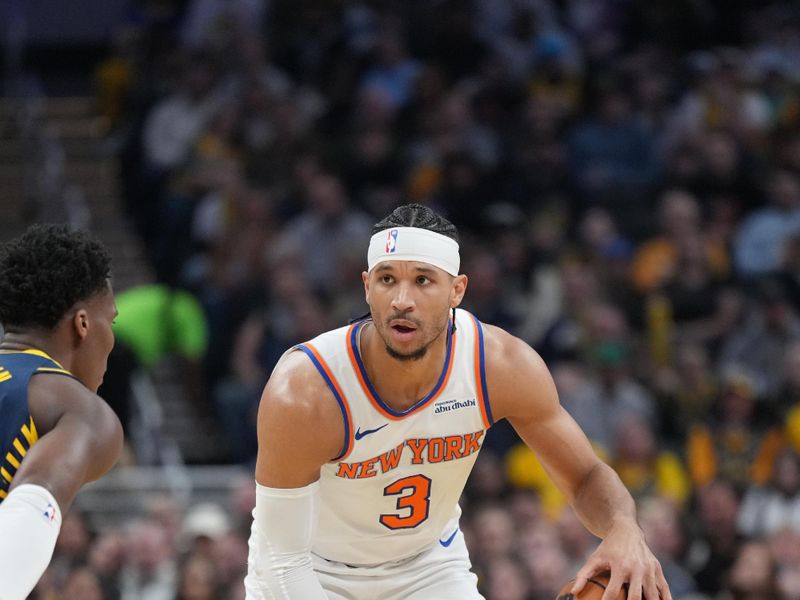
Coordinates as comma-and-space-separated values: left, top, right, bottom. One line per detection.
389, 320, 418, 341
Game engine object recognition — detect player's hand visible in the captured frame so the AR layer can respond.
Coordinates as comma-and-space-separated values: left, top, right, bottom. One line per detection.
571, 517, 671, 600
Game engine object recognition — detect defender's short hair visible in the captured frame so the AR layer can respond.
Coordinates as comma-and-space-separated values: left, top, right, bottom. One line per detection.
372, 204, 459, 244
0, 224, 112, 330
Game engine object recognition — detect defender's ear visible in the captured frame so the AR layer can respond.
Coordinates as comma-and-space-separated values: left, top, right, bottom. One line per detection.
72, 308, 90, 341
362, 271, 370, 302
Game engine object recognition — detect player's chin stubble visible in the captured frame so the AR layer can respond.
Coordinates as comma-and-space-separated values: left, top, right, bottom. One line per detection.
385, 343, 429, 362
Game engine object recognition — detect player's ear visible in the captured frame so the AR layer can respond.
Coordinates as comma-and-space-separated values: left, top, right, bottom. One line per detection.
72, 308, 90, 341
362, 271, 370, 301
450, 274, 468, 308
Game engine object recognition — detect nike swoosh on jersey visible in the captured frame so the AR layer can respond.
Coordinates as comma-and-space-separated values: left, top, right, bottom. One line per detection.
439, 528, 459, 547
354, 423, 388, 440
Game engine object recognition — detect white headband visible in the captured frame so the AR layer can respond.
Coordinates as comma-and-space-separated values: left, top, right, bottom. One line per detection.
367, 227, 460, 276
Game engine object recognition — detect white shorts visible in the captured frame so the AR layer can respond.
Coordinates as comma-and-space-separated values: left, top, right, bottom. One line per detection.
312, 528, 484, 600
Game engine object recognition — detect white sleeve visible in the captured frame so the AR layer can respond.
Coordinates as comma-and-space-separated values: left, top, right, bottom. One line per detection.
249, 480, 329, 599
0, 484, 62, 600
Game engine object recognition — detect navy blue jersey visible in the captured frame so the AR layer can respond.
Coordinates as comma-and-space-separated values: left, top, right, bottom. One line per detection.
0, 350, 74, 502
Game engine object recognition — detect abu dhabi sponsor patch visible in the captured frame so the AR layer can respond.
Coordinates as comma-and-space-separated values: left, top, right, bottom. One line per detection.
433, 398, 476, 414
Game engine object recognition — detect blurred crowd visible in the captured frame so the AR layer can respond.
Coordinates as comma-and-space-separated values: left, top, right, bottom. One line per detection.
30, 0, 800, 598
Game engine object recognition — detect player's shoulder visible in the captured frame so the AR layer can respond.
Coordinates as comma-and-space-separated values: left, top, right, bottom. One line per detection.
480, 323, 551, 381
27, 371, 120, 438
257, 347, 345, 463
262, 347, 341, 420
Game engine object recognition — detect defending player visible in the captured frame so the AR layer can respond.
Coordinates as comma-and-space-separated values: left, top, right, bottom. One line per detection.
0, 224, 123, 599
245, 204, 671, 600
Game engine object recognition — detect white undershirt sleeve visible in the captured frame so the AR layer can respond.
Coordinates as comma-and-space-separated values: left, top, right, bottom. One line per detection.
0, 484, 62, 600
250, 480, 328, 599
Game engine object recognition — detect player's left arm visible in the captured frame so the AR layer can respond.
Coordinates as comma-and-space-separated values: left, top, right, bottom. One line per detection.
483, 325, 671, 600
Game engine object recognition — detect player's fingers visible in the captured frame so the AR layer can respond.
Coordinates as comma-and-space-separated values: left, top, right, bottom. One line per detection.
602, 568, 628, 600
571, 560, 606, 595
654, 563, 672, 600
643, 568, 660, 600
625, 570, 643, 600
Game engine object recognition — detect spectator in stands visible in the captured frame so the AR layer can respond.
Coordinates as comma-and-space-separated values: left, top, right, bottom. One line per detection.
611, 414, 691, 506
482, 556, 532, 600
62, 565, 105, 600
722, 539, 778, 600
687, 371, 784, 491
119, 519, 178, 600
274, 171, 372, 297
686, 479, 742, 594
651, 342, 719, 446
738, 446, 800, 537
630, 189, 728, 294
567, 77, 659, 219
358, 22, 421, 112
175, 551, 222, 600
718, 278, 800, 398
87, 528, 127, 597
734, 169, 800, 278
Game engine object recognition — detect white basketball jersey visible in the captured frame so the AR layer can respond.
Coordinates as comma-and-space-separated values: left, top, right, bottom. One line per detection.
298, 308, 493, 566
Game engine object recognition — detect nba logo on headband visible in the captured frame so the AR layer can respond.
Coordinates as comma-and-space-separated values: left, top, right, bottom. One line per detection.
386, 229, 398, 253
369, 227, 460, 276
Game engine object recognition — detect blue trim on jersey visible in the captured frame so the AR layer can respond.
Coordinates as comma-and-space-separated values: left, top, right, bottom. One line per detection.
469, 313, 493, 426
350, 320, 453, 417
296, 344, 351, 461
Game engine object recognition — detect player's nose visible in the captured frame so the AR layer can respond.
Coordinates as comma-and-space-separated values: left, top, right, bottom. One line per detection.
390, 283, 415, 312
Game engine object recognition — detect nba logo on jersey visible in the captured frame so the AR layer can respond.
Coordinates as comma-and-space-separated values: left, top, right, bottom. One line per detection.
386, 229, 399, 253
43, 502, 57, 522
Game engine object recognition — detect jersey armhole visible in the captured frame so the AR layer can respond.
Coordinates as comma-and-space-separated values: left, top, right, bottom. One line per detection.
467, 313, 493, 429
295, 344, 355, 461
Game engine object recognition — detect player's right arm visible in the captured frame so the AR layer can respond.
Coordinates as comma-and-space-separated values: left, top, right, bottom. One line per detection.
0, 373, 123, 600
250, 349, 344, 599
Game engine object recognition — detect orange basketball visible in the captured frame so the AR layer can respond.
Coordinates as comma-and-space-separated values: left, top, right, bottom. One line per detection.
554, 572, 626, 600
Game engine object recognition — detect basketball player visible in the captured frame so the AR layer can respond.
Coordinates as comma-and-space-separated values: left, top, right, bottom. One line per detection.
245, 204, 671, 600
0, 224, 123, 599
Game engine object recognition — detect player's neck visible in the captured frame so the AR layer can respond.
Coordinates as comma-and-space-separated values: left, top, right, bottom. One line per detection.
0, 332, 69, 367
361, 322, 449, 411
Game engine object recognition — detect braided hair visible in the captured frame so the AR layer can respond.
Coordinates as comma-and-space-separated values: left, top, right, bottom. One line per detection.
372, 204, 459, 243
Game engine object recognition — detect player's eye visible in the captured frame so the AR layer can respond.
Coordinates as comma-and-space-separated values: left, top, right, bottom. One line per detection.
381, 275, 393, 284
417, 276, 430, 285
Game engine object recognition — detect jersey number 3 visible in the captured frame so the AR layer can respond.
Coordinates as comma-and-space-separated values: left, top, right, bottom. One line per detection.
379, 474, 431, 529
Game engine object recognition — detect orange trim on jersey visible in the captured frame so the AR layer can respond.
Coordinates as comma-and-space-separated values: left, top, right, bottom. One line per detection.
347, 320, 457, 420
471, 317, 492, 429
301, 343, 355, 461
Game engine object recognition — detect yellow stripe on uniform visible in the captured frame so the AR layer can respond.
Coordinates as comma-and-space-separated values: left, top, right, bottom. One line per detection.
12, 439, 26, 458
28, 418, 38, 443
20, 348, 67, 369
0, 370, 11, 383
0, 489, 6, 499
1, 467, 12, 482
5, 452, 19, 469
35, 367, 73, 376
21, 423, 35, 445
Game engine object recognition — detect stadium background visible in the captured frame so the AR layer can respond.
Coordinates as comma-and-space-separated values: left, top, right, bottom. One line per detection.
3, 0, 800, 598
